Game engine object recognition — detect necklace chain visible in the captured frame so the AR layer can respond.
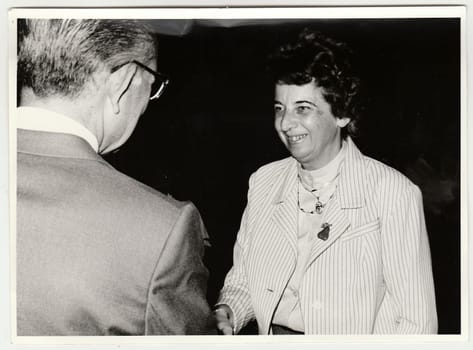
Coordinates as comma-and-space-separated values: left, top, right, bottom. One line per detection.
297, 175, 337, 215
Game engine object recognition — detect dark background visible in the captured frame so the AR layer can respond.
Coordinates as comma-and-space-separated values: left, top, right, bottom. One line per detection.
104, 18, 461, 334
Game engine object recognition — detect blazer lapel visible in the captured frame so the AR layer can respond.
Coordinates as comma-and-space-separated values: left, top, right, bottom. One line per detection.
306, 137, 367, 266
270, 160, 299, 258
267, 138, 368, 272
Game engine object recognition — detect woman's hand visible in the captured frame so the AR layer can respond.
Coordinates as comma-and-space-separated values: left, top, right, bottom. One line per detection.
213, 304, 235, 335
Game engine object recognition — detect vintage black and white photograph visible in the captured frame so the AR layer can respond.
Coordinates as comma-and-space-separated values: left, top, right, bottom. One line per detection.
8, 5, 466, 346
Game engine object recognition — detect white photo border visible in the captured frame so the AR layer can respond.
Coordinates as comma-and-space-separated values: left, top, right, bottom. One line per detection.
5, 3, 469, 349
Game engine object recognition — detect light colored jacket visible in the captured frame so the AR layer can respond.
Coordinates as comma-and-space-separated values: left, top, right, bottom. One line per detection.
218, 137, 437, 334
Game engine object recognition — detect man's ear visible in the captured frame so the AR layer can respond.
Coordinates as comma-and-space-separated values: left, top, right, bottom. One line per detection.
336, 117, 351, 128
107, 64, 138, 115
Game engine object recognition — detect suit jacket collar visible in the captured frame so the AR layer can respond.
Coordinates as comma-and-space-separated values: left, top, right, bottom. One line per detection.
17, 129, 106, 164
271, 137, 366, 210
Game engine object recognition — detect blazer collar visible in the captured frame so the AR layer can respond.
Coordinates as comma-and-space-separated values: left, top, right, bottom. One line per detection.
337, 137, 367, 209
17, 129, 105, 164
271, 157, 298, 205
271, 137, 366, 209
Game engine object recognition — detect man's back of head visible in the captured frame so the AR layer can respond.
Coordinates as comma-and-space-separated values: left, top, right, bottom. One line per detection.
18, 19, 156, 100
18, 19, 159, 154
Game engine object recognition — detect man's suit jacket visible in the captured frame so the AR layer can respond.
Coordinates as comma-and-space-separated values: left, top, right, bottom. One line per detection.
218, 137, 437, 334
17, 129, 215, 335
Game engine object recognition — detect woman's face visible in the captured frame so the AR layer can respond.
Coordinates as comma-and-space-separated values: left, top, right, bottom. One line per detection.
274, 81, 349, 170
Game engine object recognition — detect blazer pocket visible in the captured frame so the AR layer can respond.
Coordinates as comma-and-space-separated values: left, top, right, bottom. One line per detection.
340, 219, 380, 242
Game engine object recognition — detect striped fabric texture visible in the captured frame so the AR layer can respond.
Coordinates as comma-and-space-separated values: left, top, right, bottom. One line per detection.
217, 137, 437, 334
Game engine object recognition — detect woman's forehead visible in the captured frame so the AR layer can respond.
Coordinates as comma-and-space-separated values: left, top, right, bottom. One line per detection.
274, 82, 326, 102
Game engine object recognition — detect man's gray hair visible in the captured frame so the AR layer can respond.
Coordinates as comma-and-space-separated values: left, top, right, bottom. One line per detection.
18, 19, 156, 98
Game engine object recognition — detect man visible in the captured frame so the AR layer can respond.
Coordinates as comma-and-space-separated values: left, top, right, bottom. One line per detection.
16, 19, 215, 335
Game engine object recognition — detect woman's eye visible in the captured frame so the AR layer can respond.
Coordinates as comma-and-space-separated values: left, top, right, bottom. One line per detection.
296, 105, 311, 114
274, 105, 283, 115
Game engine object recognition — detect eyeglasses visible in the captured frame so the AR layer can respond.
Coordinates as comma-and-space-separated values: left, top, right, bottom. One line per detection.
110, 60, 170, 100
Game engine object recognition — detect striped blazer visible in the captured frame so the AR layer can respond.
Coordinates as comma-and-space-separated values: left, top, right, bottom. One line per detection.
218, 137, 437, 334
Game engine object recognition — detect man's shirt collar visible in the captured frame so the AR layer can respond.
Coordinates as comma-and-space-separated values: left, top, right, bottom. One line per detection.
17, 106, 99, 153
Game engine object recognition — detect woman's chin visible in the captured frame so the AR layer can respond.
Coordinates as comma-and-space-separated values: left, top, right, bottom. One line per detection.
289, 152, 310, 165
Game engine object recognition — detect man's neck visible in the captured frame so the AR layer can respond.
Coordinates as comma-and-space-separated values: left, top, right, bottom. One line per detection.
20, 89, 101, 144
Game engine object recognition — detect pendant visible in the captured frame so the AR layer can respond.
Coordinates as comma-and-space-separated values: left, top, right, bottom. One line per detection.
315, 200, 324, 214
317, 223, 331, 241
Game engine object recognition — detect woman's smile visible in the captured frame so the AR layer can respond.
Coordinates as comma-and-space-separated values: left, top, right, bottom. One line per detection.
286, 133, 308, 144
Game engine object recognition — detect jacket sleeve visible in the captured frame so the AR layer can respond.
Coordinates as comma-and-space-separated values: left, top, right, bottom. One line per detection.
382, 184, 438, 333
144, 202, 216, 335
216, 176, 256, 334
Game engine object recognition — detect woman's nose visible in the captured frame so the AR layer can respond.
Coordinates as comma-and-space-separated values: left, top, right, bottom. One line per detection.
280, 111, 296, 132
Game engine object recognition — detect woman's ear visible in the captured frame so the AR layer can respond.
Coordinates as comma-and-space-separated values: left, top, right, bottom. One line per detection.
107, 64, 138, 115
336, 117, 351, 128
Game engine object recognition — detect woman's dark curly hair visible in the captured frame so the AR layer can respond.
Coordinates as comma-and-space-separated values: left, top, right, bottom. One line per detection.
267, 29, 361, 139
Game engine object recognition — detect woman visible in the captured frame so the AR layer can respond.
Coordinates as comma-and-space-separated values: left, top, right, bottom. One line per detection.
214, 30, 437, 335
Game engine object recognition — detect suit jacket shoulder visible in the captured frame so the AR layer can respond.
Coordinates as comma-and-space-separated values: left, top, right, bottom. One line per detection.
16, 130, 211, 335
